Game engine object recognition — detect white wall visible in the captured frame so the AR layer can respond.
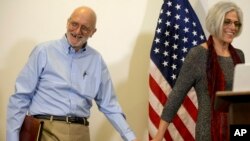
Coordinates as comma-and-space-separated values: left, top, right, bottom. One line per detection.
0, 0, 249, 141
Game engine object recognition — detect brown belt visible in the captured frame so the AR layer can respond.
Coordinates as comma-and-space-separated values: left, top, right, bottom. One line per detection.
33, 115, 89, 126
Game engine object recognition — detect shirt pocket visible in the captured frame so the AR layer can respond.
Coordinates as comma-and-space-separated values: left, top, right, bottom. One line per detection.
78, 74, 97, 99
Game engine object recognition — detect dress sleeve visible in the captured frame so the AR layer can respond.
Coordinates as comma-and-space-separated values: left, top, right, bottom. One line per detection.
161, 47, 200, 122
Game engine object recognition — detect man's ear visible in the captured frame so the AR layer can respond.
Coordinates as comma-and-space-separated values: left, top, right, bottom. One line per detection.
89, 28, 97, 37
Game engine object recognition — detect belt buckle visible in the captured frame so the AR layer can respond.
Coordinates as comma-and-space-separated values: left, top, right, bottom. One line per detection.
82, 117, 86, 125
66, 116, 71, 124
50, 115, 54, 122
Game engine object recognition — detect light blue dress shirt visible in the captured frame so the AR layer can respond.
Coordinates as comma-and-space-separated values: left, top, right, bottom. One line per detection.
7, 35, 136, 141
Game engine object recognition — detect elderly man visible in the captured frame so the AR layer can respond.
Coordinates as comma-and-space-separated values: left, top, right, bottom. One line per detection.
7, 6, 138, 141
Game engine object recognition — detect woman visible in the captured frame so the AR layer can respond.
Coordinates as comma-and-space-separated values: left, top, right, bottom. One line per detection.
151, 1, 245, 141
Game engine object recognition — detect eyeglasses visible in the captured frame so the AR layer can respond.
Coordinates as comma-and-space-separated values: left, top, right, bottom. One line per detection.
223, 19, 242, 28
68, 21, 93, 34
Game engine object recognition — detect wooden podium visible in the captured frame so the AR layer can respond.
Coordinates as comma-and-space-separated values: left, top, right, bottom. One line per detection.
215, 91, 250, 125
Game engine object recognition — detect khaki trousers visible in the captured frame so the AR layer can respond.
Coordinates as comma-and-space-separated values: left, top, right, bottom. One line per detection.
39, 119, 90, 141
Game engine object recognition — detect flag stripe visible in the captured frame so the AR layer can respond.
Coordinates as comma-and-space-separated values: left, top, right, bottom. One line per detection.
182, 95, 198, 121
172, 114, 195, 140
149, 103, 172, 141
149, 74, 167, 105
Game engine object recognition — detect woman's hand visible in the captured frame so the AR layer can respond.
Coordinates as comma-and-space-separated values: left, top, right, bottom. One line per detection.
150, 119, 170, 141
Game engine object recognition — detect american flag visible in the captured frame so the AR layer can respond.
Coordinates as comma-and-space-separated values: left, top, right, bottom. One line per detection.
148, 0, 206, 140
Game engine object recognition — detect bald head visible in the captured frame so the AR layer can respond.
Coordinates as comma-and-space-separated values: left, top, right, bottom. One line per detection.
69, 6, 97, 28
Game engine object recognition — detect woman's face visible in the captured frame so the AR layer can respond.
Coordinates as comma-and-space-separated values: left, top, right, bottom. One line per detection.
221, 10, 241, 44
